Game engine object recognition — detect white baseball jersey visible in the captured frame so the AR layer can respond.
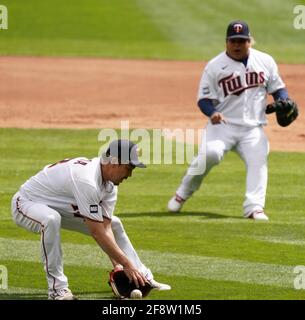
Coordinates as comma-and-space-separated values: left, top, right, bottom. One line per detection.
19, 157, 117, 222
198, 48, 285, 127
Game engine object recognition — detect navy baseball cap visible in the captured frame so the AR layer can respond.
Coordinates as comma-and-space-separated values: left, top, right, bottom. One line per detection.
226, 20, 251, 40
102, 139, 146, 168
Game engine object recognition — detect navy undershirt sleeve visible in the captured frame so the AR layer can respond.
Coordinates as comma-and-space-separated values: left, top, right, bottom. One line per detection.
198, 84, 287, 117
272, 88, 289, 101
198, 98, 216, 117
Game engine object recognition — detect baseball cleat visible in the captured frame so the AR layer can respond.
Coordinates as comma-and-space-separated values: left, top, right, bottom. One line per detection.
149, 279, 171, 291
247, 210, 269, 221
48, 288, 77, 300
167, 194, 185, 212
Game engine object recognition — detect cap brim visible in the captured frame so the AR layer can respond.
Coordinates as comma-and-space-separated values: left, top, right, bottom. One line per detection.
131, 161, 146, 168
227, 35, 250, 40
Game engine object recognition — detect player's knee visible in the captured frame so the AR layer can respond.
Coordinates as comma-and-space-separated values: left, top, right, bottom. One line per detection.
111, 216, 125, 234
206, 148, 223, 166
245, 150, 268, 166
44, 211, 61, 230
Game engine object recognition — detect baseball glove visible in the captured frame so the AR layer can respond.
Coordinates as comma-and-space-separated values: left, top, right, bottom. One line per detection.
108, 269, 153, 299
266, 99, 298, 127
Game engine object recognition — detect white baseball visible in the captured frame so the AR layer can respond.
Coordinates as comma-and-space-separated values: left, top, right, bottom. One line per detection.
130, 289, 142, 299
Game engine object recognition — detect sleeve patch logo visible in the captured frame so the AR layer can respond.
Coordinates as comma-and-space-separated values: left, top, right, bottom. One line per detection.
90, 205, 98, 213
203, 87, 210, 94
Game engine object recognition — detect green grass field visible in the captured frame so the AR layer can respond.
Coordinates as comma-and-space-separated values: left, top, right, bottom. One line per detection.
0, 0, 304, 62
1, 128, 305, 300
1, 0, 305, 301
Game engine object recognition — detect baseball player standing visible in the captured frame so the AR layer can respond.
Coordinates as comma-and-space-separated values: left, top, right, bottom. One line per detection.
11, 139, 170, 300
168, 20, 296, 220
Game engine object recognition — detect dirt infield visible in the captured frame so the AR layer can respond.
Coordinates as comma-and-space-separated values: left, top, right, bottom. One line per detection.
0, 56, 304, 152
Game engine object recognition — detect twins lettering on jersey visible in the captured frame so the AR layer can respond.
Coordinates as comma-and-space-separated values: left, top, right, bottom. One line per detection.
218, 71, 265, 97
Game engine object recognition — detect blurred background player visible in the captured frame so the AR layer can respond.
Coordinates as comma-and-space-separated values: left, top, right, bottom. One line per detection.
168, 20, 294, 221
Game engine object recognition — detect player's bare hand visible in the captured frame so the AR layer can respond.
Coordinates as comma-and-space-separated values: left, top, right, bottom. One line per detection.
210, 112, 227, 125
123, 265, 146, 288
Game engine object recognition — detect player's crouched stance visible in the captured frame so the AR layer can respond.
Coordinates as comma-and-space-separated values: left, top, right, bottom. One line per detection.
11, 140, 171, 300
168, 20, 298, 221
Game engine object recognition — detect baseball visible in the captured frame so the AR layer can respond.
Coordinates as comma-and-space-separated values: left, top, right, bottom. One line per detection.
130, 289, 142, 299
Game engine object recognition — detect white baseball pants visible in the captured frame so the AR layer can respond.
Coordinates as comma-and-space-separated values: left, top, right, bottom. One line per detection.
176, 122, 269, 216
11, 192, 153, 292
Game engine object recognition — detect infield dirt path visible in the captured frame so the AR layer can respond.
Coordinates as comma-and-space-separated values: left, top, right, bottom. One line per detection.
0, 56, 304, 151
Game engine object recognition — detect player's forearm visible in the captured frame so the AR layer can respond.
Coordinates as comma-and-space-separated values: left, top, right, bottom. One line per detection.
109, 257, 120, 268
198, 98, 216, 117
86, 219, 132, 268
94, 229, 131, 266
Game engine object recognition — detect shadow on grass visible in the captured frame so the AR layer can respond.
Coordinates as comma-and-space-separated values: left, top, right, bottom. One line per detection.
74, 290, 113, 300
0, 290, 112, 300
0, 293, 46, 300
119, 211, 242, 220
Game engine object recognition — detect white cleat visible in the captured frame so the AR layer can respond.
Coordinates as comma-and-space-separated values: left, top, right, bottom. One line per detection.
149, 279, 171, 291
167, 194, 185, 213
247, 210, 269, 221
48, 288, 77, 300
